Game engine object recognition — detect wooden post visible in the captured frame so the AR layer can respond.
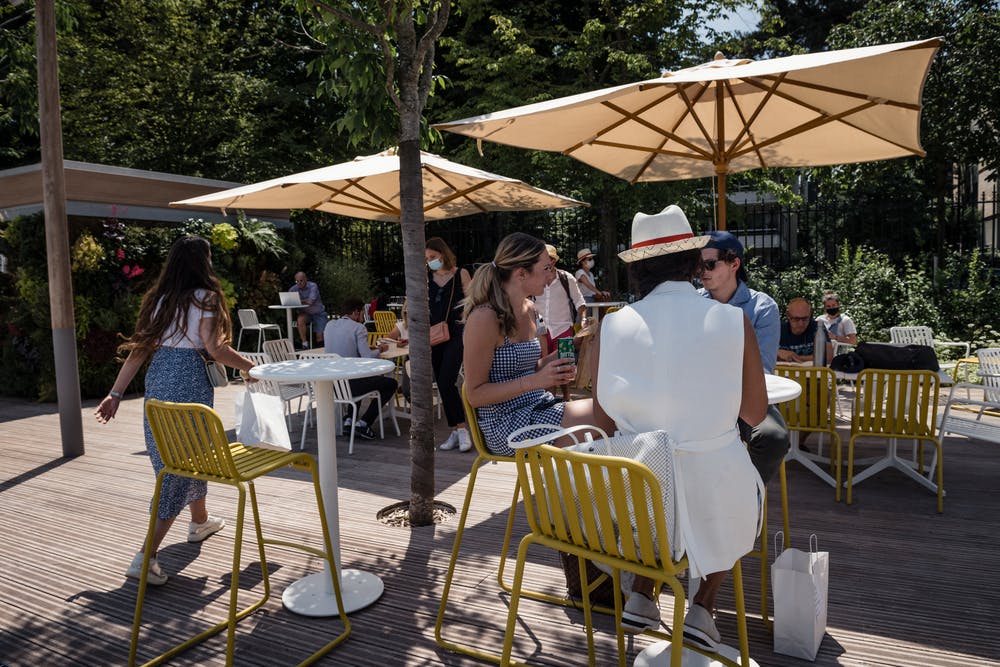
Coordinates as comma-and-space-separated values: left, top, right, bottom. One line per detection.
36, 0, 84, 457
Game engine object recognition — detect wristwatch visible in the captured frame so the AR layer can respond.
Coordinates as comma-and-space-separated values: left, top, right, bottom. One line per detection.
109, 390, 124, 399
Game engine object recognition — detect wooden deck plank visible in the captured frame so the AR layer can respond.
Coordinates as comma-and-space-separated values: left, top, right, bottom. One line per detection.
2, 383, 1000, 666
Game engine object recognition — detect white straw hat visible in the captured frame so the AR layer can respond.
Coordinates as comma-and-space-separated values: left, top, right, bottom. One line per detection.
617, 205, 709, 263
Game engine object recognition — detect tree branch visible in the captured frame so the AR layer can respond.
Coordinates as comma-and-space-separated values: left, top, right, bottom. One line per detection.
306, 0, 385, 38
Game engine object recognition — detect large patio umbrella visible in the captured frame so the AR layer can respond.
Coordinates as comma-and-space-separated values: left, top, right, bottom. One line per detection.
170, 148, 586, 220
434, 38, 940, 229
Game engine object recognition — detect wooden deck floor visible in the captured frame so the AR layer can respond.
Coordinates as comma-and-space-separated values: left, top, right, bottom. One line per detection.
2, 383, 999, 666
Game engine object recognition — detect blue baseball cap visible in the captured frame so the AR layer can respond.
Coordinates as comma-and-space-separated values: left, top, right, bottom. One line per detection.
703, 231, 748, 281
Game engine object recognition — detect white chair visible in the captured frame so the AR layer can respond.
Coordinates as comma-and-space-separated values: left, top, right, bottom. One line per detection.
889, 326, 971, 371
236, 309, 282, 352
262, 338, 297, 363
939, 347, 1000, 446
297, 350, 400, 454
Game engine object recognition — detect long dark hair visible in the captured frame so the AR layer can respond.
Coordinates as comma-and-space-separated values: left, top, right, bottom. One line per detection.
121, 235, 232, 354
627, 249, 703, 299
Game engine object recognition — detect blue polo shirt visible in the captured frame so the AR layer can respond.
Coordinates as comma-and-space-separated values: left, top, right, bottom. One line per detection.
699, 281, 780, 374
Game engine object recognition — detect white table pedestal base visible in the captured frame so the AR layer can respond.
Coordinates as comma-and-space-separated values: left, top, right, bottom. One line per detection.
282, 568, 384, 617
634, 640, 759, 667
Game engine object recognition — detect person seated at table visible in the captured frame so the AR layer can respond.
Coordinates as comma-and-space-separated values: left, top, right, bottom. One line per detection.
698, 230, 789, 485
463, 233, 600, 456
575, 247, 611, 302
384, 298, 409, 346
593, 204, 767, 649
778, 297, 825, 364
290, 271, 326, 349
324, 297, 397, 440
816, 291, 857, 361
535, 244, 588, 356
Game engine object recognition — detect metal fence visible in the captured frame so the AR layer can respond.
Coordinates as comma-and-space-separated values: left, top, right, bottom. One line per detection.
314, 185, 999, 297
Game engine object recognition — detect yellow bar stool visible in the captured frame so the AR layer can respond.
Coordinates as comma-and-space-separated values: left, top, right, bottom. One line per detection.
130, 400, 350, 666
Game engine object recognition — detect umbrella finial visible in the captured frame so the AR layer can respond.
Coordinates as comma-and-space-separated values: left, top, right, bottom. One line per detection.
714, 51, 725, 61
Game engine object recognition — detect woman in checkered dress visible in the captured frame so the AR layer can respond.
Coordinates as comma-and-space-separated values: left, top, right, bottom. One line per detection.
462, 233, 603, 456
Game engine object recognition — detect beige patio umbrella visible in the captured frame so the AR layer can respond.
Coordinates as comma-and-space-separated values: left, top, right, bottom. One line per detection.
170, 147, 586, 220
435, 38, 940, 229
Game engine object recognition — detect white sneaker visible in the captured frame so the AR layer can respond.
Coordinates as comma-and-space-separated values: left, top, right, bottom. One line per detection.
126, 551, 168, 586
439, 431, 458, 450
683, 603, 721, 651
457, 428, 473, 452
622, 592, 660, 632
188, 515, 226, 543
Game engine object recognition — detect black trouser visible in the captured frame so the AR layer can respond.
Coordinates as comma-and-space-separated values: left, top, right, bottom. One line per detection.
349, 375, 398, 426
432, 334, 465, 427
738, 404, 790, 484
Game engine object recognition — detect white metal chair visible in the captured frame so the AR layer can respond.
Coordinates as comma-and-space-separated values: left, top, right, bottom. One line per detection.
939, 347, 1000, 446
889, 326, 971, 371
297, 350, 400, 454
235, 309, 282, 352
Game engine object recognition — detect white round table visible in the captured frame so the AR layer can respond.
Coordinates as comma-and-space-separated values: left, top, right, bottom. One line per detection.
765, 373, 802, 404
251, 356, 395, 617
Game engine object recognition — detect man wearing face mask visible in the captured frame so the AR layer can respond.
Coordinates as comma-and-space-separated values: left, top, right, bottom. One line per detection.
817, 291, 857, 361
575, 248, 611, 302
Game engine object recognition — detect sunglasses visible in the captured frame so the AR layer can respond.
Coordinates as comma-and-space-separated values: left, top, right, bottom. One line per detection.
787, 316, 812, 322
701, 258, 730, 271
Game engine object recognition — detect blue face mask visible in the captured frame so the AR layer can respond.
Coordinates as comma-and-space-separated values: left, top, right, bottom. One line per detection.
427, 259, 443, 271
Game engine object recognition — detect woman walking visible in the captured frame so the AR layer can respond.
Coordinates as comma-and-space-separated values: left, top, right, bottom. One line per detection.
95, 235, 258, 586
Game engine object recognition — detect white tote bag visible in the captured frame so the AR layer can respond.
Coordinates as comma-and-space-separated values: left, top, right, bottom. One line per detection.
235, 390, 292, 451
772, 532, 829, 661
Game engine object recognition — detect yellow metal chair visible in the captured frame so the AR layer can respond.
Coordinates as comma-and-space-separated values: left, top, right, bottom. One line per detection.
502, 444, 751, 667
434, 386, 611, 662
130, 400, 350, 666
775, 365, 843, 500
372, 310, 397, 336
846, 369, 943, 512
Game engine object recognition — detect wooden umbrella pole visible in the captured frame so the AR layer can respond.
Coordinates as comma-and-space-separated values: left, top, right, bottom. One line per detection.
716, 164, 728, 231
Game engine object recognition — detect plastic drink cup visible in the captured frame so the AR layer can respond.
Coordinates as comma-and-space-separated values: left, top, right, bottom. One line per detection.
557, 337, 576, 360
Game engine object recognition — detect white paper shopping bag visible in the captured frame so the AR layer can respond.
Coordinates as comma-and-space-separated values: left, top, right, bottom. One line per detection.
772, 532, 829, 661
235, 390, 292, 451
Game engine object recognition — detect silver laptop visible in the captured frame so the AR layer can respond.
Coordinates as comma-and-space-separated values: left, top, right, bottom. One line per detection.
278, 291, 302, 306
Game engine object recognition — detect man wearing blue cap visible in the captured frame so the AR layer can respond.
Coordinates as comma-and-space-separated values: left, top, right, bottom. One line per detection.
699, 231, 789, 484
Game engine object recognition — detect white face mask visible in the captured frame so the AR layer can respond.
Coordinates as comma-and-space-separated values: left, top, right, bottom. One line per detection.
585, 259, 595, 269
427, 258, 443, 271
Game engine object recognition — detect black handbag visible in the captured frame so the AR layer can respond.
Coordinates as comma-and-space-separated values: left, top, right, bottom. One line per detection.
855, 342, 940, 372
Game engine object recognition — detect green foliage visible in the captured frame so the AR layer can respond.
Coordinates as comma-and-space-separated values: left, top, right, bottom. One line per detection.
316, 257, 376, 317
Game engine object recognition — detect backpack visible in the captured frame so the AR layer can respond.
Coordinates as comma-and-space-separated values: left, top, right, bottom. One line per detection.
855, 342, 940, 372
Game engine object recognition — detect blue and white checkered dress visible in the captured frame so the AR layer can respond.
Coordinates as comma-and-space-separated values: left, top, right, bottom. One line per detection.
477, 337, 565, 457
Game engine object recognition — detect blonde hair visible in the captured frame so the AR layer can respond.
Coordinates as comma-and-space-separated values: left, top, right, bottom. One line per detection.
463, 232, 546, 338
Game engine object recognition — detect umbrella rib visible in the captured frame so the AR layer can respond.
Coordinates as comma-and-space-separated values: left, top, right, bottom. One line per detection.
755, 74, 922, 110
729, 99, 882, 159
314, 179, 399, 215
423, 167, 492, 213
722, 74, 784, 169
589, 139, 714, 162
676, 83, 720, 160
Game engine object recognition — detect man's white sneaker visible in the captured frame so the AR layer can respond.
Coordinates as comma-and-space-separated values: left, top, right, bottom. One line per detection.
126, 551, 168, 586
188, 515, 226, 543
457, 428, 473, 452
621, 592, 660, 632
439, 431, 459, 450
683, 603, 721, 651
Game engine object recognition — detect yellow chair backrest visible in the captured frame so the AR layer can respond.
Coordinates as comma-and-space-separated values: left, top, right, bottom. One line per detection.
774, 364, 838, 430
373, 310, 397, 335
145, 399, 238, 480
852, 369, 939, 438
515, 443, 682, 575
460, 384, 501, 460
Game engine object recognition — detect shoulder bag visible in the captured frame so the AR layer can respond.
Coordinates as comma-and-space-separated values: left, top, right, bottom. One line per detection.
429, 275, 457, 347
182, 329, 229, 388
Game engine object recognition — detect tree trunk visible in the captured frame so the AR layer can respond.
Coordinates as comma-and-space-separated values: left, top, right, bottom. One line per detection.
599, 187, 619, 295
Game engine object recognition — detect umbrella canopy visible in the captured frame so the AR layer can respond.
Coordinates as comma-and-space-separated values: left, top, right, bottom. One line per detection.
170, 148, 586, 221
435, 38, 940, 229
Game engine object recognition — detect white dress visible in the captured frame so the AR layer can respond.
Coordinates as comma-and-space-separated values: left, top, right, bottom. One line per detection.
598, 281, 764, 579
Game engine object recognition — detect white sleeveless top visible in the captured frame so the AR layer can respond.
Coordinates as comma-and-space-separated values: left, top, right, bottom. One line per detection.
598, 281, 763, 578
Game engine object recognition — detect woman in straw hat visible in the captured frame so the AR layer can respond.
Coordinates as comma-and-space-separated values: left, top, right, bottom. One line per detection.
462, 232, 600, 456
593, 205, 768, 650
574, 247, 611, 302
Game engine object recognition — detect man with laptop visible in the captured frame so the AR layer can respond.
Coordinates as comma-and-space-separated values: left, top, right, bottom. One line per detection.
289, 271, 326, 349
